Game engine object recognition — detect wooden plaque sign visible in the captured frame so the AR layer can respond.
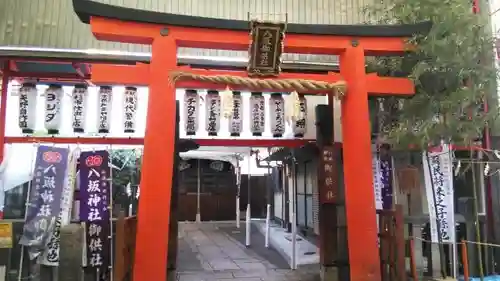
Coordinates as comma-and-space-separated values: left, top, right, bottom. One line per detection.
247, 20, 286, 77
319, 146, 337, 204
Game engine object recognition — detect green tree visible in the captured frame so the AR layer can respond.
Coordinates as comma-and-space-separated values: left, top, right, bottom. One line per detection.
365, 0, 498, 149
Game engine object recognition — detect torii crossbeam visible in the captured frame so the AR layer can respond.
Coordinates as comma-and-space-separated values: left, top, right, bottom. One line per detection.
71, 1, 431, 280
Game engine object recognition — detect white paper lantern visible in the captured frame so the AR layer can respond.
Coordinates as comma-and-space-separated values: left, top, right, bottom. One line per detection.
97, 86, 113, 133
123, 86, 138, 133
18, 82, 38, 134
249, 92, 265, 136
205, 90, 221, 136
72, 84, 88, 133
228, 91, 243, 137
44, 84, 64, 134
292, 94, 307, 138
269, 93, 285, 137
184, 89, 199, 136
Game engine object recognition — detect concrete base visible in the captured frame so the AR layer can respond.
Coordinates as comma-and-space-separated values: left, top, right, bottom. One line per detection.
320, 266, 339, 281
167, 269, 176, 281
58, 224, 84, 281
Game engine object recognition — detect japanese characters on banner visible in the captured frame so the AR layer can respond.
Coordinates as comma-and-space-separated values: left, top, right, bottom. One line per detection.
292, 94, 307, 138
249, 92, 265, 136
79, 150, 111, 270
123, 86, 138, 133
72, 84, 88, 133
18, 82, 38, 134
184, 89, 199, 136
269, 93, 285, 137
229, 92, 243, 137
372, 152, 394, 210
97, 86, 113, 134
423, 144, 455, 243
205, 90, 221, 136
39, 148, 79, 266
319, 146, 337, 204
372, 155, 384, 210
44, 85, 64, 134
19, 146, 70, 260
379, 157, 393, 210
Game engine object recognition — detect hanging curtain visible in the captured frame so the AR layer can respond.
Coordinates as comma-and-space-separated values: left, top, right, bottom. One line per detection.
18, 82, 38, 134
249, 92, 265, 136
205, 90, 221, 136
44, 84, 64, 135
72, 84, 88, 133
184, 89, 199, 136
123, 86, 138, 133
292, 94, 307, 138
269, 93, 285, 137
97, 86, 113, 134
229, 91, 243, 137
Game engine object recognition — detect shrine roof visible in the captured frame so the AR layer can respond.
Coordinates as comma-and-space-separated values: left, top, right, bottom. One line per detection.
72, 0, 432, 38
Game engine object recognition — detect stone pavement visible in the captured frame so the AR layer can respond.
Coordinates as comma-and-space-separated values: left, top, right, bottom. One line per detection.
175, 222, 320, 281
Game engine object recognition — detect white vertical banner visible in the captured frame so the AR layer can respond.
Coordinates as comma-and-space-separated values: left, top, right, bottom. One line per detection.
39, 148, 79, 266
372, 153, 383, 210
44, 84, 64, 134
184, 89, 199, 136
249, 92, 265, 136
269, 93, 285, 137
292, 94, 307, 138
423, 144, 455, 243
97, 86, 113, 133
123, 86, 138, 133
205, 90, 221, 136
229, 92, 243, 137
72, 84, 88, 133
18, 82, 38, 134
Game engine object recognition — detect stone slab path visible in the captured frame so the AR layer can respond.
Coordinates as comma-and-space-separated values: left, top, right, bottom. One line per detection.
175, 222, 320, 281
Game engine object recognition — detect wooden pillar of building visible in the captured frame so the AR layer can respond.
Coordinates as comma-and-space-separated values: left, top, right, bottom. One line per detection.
133, 37, 178, 281
167, 101, 181, 280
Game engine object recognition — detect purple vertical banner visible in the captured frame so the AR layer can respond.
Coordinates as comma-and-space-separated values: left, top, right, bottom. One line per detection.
79, 150, 110, 271
379, 157, 393, 210
19, 145, 69, 259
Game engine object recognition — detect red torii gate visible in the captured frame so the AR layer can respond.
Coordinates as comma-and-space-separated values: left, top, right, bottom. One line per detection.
71, 1, 431, 280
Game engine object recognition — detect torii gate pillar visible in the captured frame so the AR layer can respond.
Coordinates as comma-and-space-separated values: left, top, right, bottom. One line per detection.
340, 45, 380, 279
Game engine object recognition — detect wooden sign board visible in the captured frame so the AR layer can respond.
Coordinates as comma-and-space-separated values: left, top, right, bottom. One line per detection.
247, 21, 286, 77
318, 146, 338, 204
0, 222, 12, 248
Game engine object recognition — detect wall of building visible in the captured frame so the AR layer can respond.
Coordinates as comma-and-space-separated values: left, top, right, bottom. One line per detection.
0, 0, 377, 63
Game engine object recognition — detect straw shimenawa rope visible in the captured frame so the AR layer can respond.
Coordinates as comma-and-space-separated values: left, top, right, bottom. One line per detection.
169, 71, 347, 98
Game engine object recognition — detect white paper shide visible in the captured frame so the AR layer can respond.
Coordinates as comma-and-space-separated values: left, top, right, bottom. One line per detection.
423, 144, 455, 243
72, 85, 88, 133
184, 89, 199, 136
249, 93, 265, 136
123, 87, 138, 133
44, 84, 64, 134
205, 90, 221, 136
18, 82, 38, 134
292, 94, 307, 138
269, 93, 285, 137
97, 86, 113, 133
229, 92, 243, 136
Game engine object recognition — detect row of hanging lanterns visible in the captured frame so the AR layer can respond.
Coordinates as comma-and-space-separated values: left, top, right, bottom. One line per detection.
17, 83, 308, 137
18, 83, 138, 134
184, 89, 307, 138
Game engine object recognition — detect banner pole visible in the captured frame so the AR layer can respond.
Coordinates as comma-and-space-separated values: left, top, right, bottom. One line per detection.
18, 143, 38, 281
108, 146, 114, 281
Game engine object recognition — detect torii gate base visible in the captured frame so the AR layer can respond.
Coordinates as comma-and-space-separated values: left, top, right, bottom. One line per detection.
72, 1, 431, 280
